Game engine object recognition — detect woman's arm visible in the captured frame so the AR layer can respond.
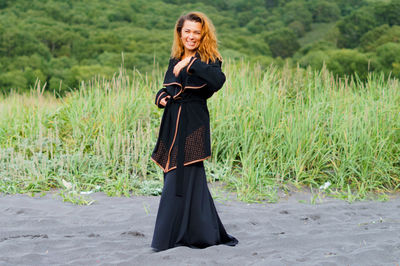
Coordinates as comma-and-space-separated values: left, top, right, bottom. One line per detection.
155, 59, 176, 108
154, 89, 171, 108
186, 58, 226, 92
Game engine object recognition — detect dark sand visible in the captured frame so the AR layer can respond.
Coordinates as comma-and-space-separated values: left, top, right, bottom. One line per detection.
1, 184, 400, 266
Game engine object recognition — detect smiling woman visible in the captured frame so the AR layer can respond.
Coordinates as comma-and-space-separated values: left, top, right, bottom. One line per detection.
150, 11, 238, 252
181, 20, 202, 52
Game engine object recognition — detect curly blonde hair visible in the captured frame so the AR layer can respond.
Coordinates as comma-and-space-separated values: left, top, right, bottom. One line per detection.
171, 11, 222, 63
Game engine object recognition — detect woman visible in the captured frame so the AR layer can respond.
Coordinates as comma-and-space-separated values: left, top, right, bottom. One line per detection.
151, 11, 238, 251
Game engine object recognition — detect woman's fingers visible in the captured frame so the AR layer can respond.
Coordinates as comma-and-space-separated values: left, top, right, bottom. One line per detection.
160, 98, 167, 106
173, 62, 184, 76
173, 64, 181, 77
160, 96, 171, 107
173, 57, 192, 77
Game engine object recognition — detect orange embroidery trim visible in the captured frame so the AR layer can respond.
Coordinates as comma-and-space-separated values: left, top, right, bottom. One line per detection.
163, 82, 182, 87
151, 157, 166, 172
165, 105, 182, 172
156, 91, 166, 106
165, 156, 211, 173
185, 84, 207, 89
187, 57, 197, 73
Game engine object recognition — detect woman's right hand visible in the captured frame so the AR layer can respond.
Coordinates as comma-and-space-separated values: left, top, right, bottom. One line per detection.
160, 96, 171, 107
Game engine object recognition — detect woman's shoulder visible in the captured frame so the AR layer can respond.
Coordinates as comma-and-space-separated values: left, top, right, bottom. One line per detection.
205, 58, 222, 68
203, 54, 222, 66
212, 58, 222, 67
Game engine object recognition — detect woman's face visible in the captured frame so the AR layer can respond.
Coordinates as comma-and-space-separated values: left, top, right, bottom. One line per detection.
180, 20, 202, 54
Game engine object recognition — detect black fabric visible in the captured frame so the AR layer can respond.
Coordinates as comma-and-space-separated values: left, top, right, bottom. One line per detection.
173, 98, 206, 196
151, 54, 225, 173
151, 162, 238, 251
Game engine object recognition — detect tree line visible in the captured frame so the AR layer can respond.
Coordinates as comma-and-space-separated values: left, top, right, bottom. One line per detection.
0, 0, 399, 94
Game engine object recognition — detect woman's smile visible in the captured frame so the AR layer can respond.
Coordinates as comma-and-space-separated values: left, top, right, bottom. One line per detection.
181, 20, 202, 54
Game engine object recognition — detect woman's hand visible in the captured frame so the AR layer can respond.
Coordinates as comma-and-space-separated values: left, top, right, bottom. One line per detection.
160, 96, 171, 107
173, 57, 192, 77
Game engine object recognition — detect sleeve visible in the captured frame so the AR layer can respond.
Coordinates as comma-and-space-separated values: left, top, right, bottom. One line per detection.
186, 58, 226, 93
154, 59, 175, 108
154, 88, 168, 108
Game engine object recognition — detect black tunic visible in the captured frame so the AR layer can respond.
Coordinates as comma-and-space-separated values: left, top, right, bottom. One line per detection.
151, 54, 226, 196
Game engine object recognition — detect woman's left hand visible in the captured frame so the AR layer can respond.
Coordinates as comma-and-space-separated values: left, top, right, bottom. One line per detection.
173, 57, 192, 77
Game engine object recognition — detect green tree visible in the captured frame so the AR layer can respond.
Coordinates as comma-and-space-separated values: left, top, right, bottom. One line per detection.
0, 29, 50, 58
298, 50, 330, 70
359, 24, 390, 52
375, 0, 400, 26
288, 21, 306, 37
264, 28, 300, 58
0, 70, 27, 91
0, 0, 10, 9
265, 0, 279, 9
310, 1, 341, 23
247, 17, 268, 34
337, 7, 378, 48
282, 1, 312, 31
326, 49, 373, 80
376, 42, 400, 69
333, 0, 367, 16
360, 25, 400, 52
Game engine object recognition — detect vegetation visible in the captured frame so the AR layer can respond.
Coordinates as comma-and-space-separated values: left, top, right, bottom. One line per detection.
1, 62, 399, 204
1, 0, 400, 93
1, 0, 400, 204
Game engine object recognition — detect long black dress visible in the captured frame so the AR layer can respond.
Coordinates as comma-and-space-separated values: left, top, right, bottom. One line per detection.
151, 55, 238, 251
151, 161, 238, 251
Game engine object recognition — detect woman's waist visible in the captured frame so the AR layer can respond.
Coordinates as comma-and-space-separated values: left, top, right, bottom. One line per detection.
169, 94, 206, 105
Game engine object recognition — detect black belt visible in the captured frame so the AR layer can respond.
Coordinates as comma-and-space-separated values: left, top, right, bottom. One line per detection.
164, 94, 206, 197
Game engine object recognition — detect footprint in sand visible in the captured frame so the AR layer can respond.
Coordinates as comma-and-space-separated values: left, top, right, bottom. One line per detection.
120, 231, 145, 237
0, 234, 48, 242
300, 215, 320, 221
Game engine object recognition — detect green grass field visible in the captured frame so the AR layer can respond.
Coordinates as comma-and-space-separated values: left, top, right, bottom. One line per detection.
1, 61, 399, 204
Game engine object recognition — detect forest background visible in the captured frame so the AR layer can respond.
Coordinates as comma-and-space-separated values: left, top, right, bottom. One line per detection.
1, 0, 400, 93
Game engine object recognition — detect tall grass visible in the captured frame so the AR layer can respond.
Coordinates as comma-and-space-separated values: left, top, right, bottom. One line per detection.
0, 61, 399, 203
0, 69, 163, 203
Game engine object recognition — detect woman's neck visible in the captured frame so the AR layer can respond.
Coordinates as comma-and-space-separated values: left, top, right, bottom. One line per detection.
182, 50, 196, 59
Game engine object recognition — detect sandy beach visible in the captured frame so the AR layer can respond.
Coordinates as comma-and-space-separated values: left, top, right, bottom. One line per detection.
1, 185, 400, 266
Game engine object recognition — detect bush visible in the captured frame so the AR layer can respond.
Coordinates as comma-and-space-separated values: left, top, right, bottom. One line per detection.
310, 1, 341, 23
374, 0, 400, 26
0, 70, 27, 92
326, 49, 372, 79
264, 28, 300, 58
376, 42, 400, 69
282, 1, 312, 31
247, 17, 268, 34
360, 25, 400, 52
337, 7, 378, 48
298, 50, 329, 70
288, 21, 306, 37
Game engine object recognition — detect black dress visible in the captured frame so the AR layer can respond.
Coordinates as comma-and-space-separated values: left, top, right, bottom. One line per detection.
151, 55, 238, 251
151, 161, 238, 251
